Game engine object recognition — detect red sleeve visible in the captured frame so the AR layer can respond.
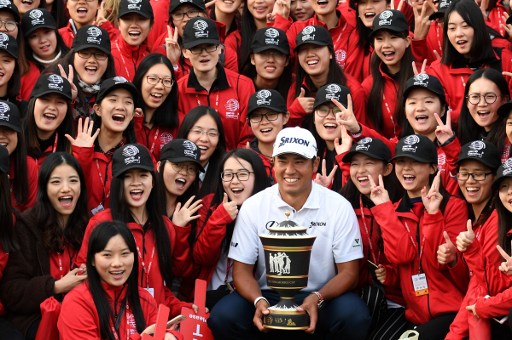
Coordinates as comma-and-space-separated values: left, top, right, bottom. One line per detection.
101, 20, 120, 43
58, 286, 102, 340
236, 76, 255, 147
335, 151, 350, 186
166, 218, 191, 278
346, 75, 368, 127
224, 31, 240, 72
354, 124, 398, 155
19, 63, 41, 101
475, 287, 512, 319
439, 137, 461, 195
381, 264, 399, 288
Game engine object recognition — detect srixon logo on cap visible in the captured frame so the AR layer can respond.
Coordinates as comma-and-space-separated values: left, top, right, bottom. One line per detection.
127, 0, 142, 10
264, 28, 280, 46
355, 137, 373, 152
183, 140, 199, 159
278, 136, 310, 148
325, 84, 341, 101
48, 74, 64, 92
30, 9, 45, 26
86, 26, 102, 45
378, 10, 393, 27
402, 135, 420, 153
301, 26, 316, 42
413, 73, 430, 87
0, 33, 9, 50
193, 19, 209, 38
467, 140, 486, 158
0, 102, 10, 122
122, 145, 141, 165
503, 159, 512, 176
256, 90, 272, 106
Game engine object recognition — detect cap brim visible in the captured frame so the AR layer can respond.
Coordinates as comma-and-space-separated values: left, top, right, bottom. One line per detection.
391, 154, 436, 163
403, 85, 445, 104
73, 44, 111, 56
272, 149, 316, 159
118, 10, 152, 20
98, 83, 139, 104
24, 24, 56, 37
369, 27, 407, 39
165, 157, 205, 172
429, 11, 445, 20
170, 2, 205, 13
252, 45, 289, 55
342, 150, 389, 163
248, 105, 286, 115
183, 39, 220, 49
294, 41, 329, 51
113, 163, 154, 178
455, 155, 499, 170
0, 121, 20, 133
32, 89, 72, 100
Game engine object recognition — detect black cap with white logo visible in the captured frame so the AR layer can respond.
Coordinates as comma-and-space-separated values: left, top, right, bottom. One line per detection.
456, 140, 500, 171
403, 73, 446, 104
248, 89, 287, 115
342, 137, 392, 163
313, 83, 350, 111
21, 8, 56, 37
0, 32, 17, 59
72, 25, 111, 55
30, 73, 73, 100
429, 0, 453, 20
0, 100, 21, 133
96, 76, 139, 104
0, 145, 8, 174
370, 9, 409, 38
160, 138, 204, 172
170, 0, 206, 13
182, 17, 220, 49
493, 158, 512, 190
118, 0, 154, 20
392, 134, 438, 164
295, 25, 332, 51
112, 143, 155, 177
0, 0, 20, 22
251, 27, 290, 55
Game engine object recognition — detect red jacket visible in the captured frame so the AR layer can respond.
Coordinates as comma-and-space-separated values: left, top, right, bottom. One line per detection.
77, 209, 192, 318
9, 156, 37, 212
371, 196, 469, 325
112, 36, 153, 81
58, 20, 120, 48
177, 66, 254, 150
19, 61, 40, 101
133, 115, 177, 161
58, 282, 183, 340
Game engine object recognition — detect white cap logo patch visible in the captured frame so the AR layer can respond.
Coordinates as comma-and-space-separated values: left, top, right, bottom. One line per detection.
264, 28, 280, 46
0, 33, 9, 50
503, 158, 512, 176
301, 26, 316, 42
225, 99, 240, 119
48, 74, 64, 92
413, 73, 429, 87
256, 90, 272, 106
193, 19, 209, 38
467, 140, 486, 158
0, 0, 10, 7
127, 0, 142, 11
439, 0, 450, 8
402, 135, 420, 153
122, 145, 141, 165
325, 84, 341, 101
29, 9, 45, 26
183, 140, 198, 159
113, 76, 128, 84
0, 102, 10, 122
86, 26, 102, 45
355, 137, 373, 152
379, 10, 393, 26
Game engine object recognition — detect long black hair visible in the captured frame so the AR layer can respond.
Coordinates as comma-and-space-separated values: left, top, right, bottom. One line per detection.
7, 124, 29, 207
0, 146, 15, 252
177, 106, 227, 198
0, 50, 21, 103
86, 221, 146, 340
31, 152, 88, 252
109, 166, 175, 289
237, 3, 260, 73
23, 27, 69, 71
132, 54, 179, 130
192, 148, 270, 253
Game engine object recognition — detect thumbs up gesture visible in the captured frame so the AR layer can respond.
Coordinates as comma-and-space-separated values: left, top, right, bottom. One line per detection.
437, 231, 457, 266
297, 88, 315, 114
456, 219, 475, 252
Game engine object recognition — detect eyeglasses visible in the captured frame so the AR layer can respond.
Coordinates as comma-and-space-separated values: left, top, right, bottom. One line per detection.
189, 45, 219, 55
77, 50, 108, 61
146, 75, 174, 88
0, 20, 16, 32
170, 163, 198, 175
221, 170, 253, 182
249, 111, 280, 124
171, 10, 202, 21
315, 105, 342, 117
466, 93, 499, 105
189, 127, 219, 139
456, 172, 493, 181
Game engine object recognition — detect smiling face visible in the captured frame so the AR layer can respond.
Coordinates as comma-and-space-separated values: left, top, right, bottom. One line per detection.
183, 44, 221, 75
186, 114, 219, 165
358, 0, 389, 28
47, 163, 81, 226
93, 234, 134, 287
290, 0, 314, 21
506, 112, 512, 144
249, 108, 288, 145
0, 51, 15, 92
160, 160, 197, 198
0, 11, 19, 38
118, 13, 151, 46
171, 4, 206, 37
28, 28, 58, 60
499, 177, 512, 213
447, 11, 474, 57
373, 30, 410, 74
467, 77, 505, 132
247, 0, 275, 22
216, 0, 243, 15
0, 126, 17, 155
34, 94, 68, 140
123, 168, 153, 210
405, 88, 445, 138
94, 88, 135, 134
251, 50, 289, 81
314, 103, 340, 149
74, 48, 108, 85
274, 153, 319, 205
457, 159, 494, 209
67, 0, 99, 28
14, 0, 40, 15
350, 153, 392, 196
141, 63, 173, 111
222, 156, 255, 206
310, 0, 337, 16
394, 157, 436, 197
297, 44, 331, 77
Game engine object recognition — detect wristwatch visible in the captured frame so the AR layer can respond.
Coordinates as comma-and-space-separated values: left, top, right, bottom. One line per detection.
312, 291, 324, 308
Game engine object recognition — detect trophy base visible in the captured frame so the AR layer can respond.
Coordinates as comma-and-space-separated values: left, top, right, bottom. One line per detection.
262, 306, 310, 330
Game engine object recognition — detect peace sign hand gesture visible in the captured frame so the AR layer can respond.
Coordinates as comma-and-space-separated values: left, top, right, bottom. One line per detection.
434, 111, 455, 145
368, 174, 390, 206
333, 95, 360, 134
421, 171, 443, 214
165, 25, 181, 66
497, 242, 512, 275
314, 159, 338, 188
58, 64, 78, 102
334, 125, 352, 156
93, 0, 108, 26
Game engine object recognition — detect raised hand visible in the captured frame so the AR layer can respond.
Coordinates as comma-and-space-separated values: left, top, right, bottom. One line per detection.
297, 88, 315, 114
412, 0, 435, 40
437, 231, 457, 266
334, 125, 352, 156
333, 95, 360, 134
165, 25, 181, 66
58, 64, 78, 102
268, 0, 290, 22
93, 0, 107, 26
172, 195, 203, 227
390, 0, 405, 12
222, 193, 239, 220
421, 171, 442, 214
412, 59, 427, 76
501, 12, 512, 38
65, 117, 100, 147
314, 159, 338, 188
497, 242, 512, 275
479, 0, 489, 21
54, 267, 87, 294
456, 219, 475, 252
368, 174, 390, 205
434, 111, 455, 145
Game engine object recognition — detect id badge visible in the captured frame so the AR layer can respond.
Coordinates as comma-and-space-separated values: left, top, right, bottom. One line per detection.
145, 287, 155, 297
91, 203, 104, 215
412, 273, 429, 296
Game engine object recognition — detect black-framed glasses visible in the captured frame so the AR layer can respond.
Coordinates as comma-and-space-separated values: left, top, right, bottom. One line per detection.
170, 163, 198, 175
0, 20, 17, 32
249, 111, 280, 124
146, 75, 174, 88
189, 127, 219, 139
77, 50, 108, 61
466, 93, 499, 105
221, 170, 253, 182
456, 172, 493, 181
189, 45, 219, 55
171, 9, 202, 21
315, 105, 342, 117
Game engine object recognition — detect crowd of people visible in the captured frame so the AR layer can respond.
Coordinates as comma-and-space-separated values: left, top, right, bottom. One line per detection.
1, 0, 512, 338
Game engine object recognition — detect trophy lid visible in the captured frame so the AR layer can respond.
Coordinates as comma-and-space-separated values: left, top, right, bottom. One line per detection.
267, 211, 308, 234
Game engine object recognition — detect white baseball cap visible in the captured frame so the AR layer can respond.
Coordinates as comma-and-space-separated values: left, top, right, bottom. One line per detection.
272, 127, 317, 159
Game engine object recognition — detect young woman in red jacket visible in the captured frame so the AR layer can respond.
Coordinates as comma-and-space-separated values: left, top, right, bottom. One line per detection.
59, 221, 182, 340
368, 134, 469, 339
77, 143, 192, 318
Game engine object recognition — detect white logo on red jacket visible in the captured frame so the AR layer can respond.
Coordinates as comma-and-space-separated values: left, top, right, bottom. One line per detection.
225, 99, 240, 119
335, 49, 347, 67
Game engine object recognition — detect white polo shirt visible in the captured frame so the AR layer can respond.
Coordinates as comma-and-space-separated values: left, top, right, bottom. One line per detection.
228, 182, 363, 291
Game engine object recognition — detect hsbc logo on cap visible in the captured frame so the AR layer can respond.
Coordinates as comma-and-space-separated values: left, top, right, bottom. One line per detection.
355, 137, 373, 152
264, 28, 280, 46
301, 26, 316, 42
225, 99, 240, 119
324, 84, 341, 100
48, 74, 64, 92
439, 0, 450, 8
122, 145, 141, 165
193, 19, 209, 38
256, 90, 272, 106
0, 0, 10, 7
467, 140, 486, 158
0, 33, 9, 50
29, 9, 45, 26
413, 73, 429, 87
86, 26, 102, 45
113, 76, 128, 84
183, 140, 199, 159
379, 10, 393, 26
0, 102, 10, 122
503, 159, 512, 176
127, 0, 142, 10
402, 135, 420, 153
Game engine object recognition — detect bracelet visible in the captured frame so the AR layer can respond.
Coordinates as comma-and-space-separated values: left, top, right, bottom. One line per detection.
311, 291, 324, 308
349, 124, 363, 138
253, 296, 270, 307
